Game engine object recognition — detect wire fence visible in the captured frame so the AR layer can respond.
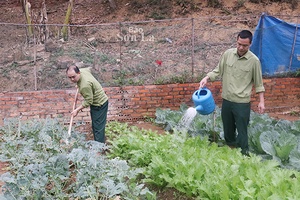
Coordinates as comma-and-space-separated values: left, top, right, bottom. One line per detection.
0, 14, 299, 92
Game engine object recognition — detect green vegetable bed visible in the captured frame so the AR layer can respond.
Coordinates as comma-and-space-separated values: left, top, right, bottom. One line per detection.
1, 105, 300, 199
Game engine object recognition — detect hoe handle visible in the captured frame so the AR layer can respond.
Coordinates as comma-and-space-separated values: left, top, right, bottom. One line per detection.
68, 88, 79, 137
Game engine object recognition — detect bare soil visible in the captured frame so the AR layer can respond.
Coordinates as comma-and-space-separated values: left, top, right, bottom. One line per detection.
1, 0, 300, 58
0, 162, 9, 193
268, 109, 300, 121
1, 0, 300, 91
1, 0, 300, 24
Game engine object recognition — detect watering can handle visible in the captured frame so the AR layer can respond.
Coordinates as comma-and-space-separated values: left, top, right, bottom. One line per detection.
197, 87, 206, 99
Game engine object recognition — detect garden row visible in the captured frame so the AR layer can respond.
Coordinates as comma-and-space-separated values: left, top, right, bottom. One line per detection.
0, 105, 300, 199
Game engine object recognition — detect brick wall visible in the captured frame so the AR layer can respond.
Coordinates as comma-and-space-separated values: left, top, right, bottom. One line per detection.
0, 78, 299, 125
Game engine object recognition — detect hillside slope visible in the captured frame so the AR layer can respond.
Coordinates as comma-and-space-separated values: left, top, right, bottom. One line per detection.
1, 0, 299, 25
0, 0, 299, 92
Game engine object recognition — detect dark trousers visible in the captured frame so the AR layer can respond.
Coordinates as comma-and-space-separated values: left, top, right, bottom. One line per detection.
90, 101, 108, 143
221, 99, 250, 153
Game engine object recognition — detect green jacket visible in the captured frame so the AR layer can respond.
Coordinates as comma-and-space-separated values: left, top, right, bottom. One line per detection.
207, 48, 265, 103
77, 68, 108, 108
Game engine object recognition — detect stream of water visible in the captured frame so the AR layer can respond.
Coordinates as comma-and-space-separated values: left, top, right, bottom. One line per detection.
177, 107, 198, 131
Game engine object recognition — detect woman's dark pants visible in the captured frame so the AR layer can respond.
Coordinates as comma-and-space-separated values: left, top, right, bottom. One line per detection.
90, 101, 108, 143
221, 99, 250, 154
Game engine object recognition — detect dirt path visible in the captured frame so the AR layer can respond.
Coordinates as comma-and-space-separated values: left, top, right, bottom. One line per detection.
0, 162, 9, 194
129, 121, 166, 134
268, 107, 300, 122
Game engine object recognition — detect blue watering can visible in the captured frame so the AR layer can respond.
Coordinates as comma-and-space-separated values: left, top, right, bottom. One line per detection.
192, 87, 215, 115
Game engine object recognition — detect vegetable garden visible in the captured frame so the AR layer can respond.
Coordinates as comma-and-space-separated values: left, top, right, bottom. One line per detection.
1, 104, 300, 199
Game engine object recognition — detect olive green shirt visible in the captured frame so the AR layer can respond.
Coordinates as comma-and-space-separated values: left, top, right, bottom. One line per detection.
207, 48, 265, 103
77, 68, 108, 108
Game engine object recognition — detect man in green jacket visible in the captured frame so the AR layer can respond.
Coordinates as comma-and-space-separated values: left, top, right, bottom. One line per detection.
199, 30, 265, 156
66, 65, 109, 143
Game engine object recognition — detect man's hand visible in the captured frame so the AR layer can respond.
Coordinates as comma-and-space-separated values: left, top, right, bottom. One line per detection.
71, 109, 79, 117
257, 102, 265, 114
71, 105, 84, 117
257, 92, 265, 114
199, 76, 209, 89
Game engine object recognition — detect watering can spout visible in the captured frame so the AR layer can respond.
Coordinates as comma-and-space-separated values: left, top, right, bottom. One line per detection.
195, 105, 203, 112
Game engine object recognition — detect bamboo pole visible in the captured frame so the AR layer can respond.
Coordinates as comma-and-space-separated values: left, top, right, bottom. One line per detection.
20, 0, 33, 39
62, 0, 74, 41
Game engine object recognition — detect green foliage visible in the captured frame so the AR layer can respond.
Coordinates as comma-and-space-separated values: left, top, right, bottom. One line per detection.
249, 115, 300, 168
153, 71, 194, 85
263, 69, 300, 78
155, 104, 223, 137
144, 116, 155, 123
2, 107, 300, 199
69, 47, 94, 64
260, 130, 297, 164
295, 69, 300, 77
193, 72, 208, 83
0, 118, 155, 199
106, 119, 300, 199
247, 113, 276, 154
155, 105, 187, 131
97, 52, 117, 64
107, 122, 169, 167
156, 105, 300, 169
111, 69, 129, 85
169, 70, 190, 83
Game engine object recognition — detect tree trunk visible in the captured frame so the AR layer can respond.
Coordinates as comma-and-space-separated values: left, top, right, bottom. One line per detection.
39, 0, 49, 43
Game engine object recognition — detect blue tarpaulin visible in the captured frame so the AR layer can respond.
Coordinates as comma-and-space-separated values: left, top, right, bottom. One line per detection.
250, 13, 300, 75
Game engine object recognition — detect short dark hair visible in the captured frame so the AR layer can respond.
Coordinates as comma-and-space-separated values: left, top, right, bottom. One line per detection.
66, 65, 80, 74
237, 30, 253, 43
